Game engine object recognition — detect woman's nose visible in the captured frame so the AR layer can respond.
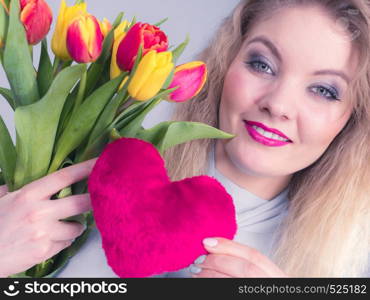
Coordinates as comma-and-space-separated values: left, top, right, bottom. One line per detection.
257, 82, 298, 121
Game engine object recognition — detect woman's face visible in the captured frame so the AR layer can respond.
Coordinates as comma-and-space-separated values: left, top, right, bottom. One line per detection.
218, 5, 358, 179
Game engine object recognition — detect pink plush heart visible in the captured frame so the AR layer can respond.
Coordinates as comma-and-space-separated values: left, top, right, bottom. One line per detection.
88, 137, 237, 277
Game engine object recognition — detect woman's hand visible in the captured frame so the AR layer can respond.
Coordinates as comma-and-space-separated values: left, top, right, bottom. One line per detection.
190, 237, 288, 278
0, 158, 97, 278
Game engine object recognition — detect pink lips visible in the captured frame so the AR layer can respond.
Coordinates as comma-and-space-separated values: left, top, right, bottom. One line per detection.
244, 120, 292, 147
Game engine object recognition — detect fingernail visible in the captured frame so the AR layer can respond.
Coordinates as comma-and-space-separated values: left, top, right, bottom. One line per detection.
194, 255, 206, 265
189, 265, 202, 274
203, 238, 218, 247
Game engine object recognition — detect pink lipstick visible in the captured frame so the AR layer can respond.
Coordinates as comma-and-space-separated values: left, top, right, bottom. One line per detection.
243, 120, 292, 147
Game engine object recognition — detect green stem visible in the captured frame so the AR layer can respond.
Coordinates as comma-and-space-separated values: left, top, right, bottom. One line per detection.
111, 98, 144, 127
115, 92, 130, 113
71, 68, 87, 116
52, 56, 61, 77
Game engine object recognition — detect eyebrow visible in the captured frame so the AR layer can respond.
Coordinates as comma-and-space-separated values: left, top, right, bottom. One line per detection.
245, 35, 350, 84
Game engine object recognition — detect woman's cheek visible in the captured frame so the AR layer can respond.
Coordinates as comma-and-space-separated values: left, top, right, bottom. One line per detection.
301, 106, 351, 148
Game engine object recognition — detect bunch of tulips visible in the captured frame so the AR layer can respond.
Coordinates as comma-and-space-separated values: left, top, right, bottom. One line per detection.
0, 0, 233, 277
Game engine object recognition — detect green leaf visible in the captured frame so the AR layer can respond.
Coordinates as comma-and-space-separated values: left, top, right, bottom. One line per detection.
130, 46, 143, 79
12, 64, 86, 191
115, 88, 176, 137
33, 259, 54, 277
0, 116, 15, 190
136, 121, 235, 154
49, 73, 126, 173
128, 16, 137, 30
172, 34, 190, 63
154, 17, 168, 27
55, 89, 78, 141
71, 67, 87, 113
54, 158, 74, 199
112, 100, 146, 126
112, 12, 124, 28
3, 0, 39, 106
86, 62, 105, 97
110, 128, 122, 141
86, 80, 128, 147
0, 172, 4, 186
37, 39, 53, 98
162, 68, 175, 90
8, 271, 30, 278
0, 87, 15, 110
119, 97, 162, 138
95, 61, 111, 89
0, 2, 8, 59
96, 25, 115, 65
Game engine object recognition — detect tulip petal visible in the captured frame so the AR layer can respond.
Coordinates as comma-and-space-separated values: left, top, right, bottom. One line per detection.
114, 20, 129, 40
135, 63, 173, 101
99, 18, 112, 37
87, 16, 104, 61
116, 22, 168, 72
110, 32, 126, 79
143, 26, 168, 53
52, 0, 87, 61
116, 22, 143, 71
128, 50, 157, 97
67, 14, 103, 63
168, 62, 207, 102
128, 51, 173, 101
67, 18, 90, 63
20, 0, 53, 45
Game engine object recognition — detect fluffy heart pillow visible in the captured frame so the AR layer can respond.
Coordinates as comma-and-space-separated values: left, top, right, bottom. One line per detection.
88, 137, 237, 277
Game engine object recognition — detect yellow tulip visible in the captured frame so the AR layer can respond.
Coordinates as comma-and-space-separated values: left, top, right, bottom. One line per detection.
98, 18, 112, 38
51, 0, 87, 61
110, 20, 129, 80
128, 50, 174, 101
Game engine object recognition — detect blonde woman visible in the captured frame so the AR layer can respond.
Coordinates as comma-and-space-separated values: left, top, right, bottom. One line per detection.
1, 0, 369, 278
163, 0, 370, 277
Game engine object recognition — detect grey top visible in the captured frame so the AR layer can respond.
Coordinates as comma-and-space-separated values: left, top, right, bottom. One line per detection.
56, 142, 290, 278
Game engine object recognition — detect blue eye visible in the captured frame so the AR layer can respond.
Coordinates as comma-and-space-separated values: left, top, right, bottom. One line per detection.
311, 85, 340, 101
245, 60, 275, 75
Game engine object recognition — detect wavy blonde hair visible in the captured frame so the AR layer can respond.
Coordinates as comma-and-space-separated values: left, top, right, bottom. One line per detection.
163, 0, 370, 277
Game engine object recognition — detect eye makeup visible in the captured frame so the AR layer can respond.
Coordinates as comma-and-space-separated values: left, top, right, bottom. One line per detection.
244, 51, 276, 76
244, 50, 343, 102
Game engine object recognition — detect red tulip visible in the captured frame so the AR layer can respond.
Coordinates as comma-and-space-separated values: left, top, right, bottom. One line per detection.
116, 22, 168, 72
167, 61, 207, 102
66, 13, 104, 63
20, 0, 53, 45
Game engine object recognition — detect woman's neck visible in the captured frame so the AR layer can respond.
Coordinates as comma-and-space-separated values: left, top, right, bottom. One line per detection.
214, 141, 292, 201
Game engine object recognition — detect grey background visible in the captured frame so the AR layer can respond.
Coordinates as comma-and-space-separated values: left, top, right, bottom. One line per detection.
0, 0, 240, 142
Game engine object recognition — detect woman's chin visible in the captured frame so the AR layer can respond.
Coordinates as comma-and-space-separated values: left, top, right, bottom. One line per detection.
224, 138, 288, 177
